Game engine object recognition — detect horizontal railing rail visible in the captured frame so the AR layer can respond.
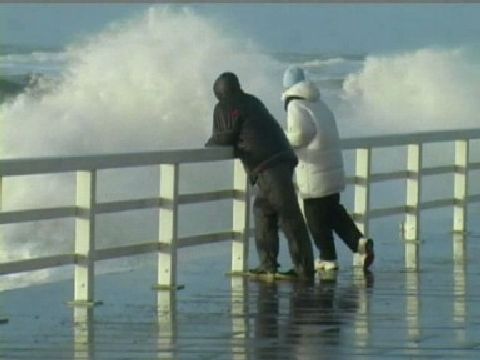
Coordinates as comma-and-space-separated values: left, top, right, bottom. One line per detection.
0, 128, 479, 306
340, 128, 480, 149
2, 128, 480, 176
0, 147, 234, 176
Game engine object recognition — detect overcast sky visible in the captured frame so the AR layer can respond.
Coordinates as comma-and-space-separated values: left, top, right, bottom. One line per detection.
1, 3, 480, 54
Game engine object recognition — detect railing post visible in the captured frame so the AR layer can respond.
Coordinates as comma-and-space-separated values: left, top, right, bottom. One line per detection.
353, 148, 371, 267
405, 144, 422, 270
73, 170, 97, 306
453, 238, 467, 343
406, 271, 421, 349
231, 276, 249, 360
157, 290, 177, 358
353, 272, 371, 348
156, 163, 180, 290
231, 159, 250, 274
453, 140, 469, 267
453, 140, 469, 235
0, 175, 8, 324
73, 307, 94, 359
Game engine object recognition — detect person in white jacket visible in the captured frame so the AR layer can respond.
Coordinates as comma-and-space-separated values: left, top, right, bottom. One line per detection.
282, 66, 374, 271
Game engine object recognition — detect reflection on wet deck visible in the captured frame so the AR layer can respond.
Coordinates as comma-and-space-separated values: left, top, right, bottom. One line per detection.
2, 235, 480, 359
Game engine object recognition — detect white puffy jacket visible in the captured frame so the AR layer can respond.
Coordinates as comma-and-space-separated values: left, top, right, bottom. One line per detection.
282, 80, 345, 198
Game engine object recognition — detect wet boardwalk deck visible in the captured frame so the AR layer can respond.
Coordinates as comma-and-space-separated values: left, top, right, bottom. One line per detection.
1, 234, 480, 359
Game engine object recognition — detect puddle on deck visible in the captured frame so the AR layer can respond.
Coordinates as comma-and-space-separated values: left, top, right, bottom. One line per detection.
1, 233, 480, 359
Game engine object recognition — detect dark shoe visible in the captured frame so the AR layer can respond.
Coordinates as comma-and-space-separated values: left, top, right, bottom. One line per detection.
248, 267, 276, 276
294, 267, 315, 280
277, 269, 313, 284
276, 269, 299, 279
363, 239, 374, 271
364, 270, 374, 288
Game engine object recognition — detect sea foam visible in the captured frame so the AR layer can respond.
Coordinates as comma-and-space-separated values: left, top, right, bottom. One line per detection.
0, 7, 282, 281
1, 6, 479, 288
0, 7, 282, 158
339, 47, 480, 136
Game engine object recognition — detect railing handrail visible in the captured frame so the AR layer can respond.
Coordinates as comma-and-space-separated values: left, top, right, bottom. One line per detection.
2, 128, 480, 176
0, 147, 234, 176
341, 128, 480, 149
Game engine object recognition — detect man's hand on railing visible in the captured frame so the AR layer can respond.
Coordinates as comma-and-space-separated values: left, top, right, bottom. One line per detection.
204, 138, 227, 147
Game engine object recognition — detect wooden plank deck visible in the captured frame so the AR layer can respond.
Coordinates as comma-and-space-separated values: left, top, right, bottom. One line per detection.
1, 233, 480, 360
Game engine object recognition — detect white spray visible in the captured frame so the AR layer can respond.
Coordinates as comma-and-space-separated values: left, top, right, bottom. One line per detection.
338, 47, 480, 136
2, 7, 480, 288
0, 7, 284, 288
1, 7, 283, 158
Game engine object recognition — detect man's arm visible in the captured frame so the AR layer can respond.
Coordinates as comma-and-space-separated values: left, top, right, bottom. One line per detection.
205, 103, 238, 146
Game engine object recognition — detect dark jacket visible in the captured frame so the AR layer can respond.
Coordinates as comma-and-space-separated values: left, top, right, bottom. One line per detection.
206, 91, 297, 181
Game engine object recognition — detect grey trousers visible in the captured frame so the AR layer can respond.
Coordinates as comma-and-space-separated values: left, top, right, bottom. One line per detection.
253, 162, 314, 278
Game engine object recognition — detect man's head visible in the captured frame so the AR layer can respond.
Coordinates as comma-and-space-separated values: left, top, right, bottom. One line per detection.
213, 72, 242, 101
283, 66, 305, 89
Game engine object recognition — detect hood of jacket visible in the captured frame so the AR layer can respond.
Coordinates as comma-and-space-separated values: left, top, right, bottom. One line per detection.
213, 72, 243, 102
282, 80, 320, 103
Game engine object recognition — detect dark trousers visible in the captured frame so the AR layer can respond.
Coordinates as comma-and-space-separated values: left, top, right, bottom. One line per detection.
303, 193, 363, 261
253, 163, 314, 277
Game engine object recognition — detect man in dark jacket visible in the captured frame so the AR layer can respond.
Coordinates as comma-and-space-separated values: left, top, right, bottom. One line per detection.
206, 72, 314, 279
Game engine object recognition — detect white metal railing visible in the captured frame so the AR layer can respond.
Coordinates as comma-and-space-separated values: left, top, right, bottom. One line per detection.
1, 128, 480, 306
342, 129, 480, 270
0, 147, 250, 306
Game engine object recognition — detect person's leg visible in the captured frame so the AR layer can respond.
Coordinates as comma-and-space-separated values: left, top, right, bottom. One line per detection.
329, 193, 374, 270
329, 193, 363, 252
303, 197, 337, 261
252, 195, 280, 273
257, 163, 314, 278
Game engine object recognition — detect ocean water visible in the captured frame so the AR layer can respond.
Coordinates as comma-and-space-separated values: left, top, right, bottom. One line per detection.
1, 7, 479, 289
